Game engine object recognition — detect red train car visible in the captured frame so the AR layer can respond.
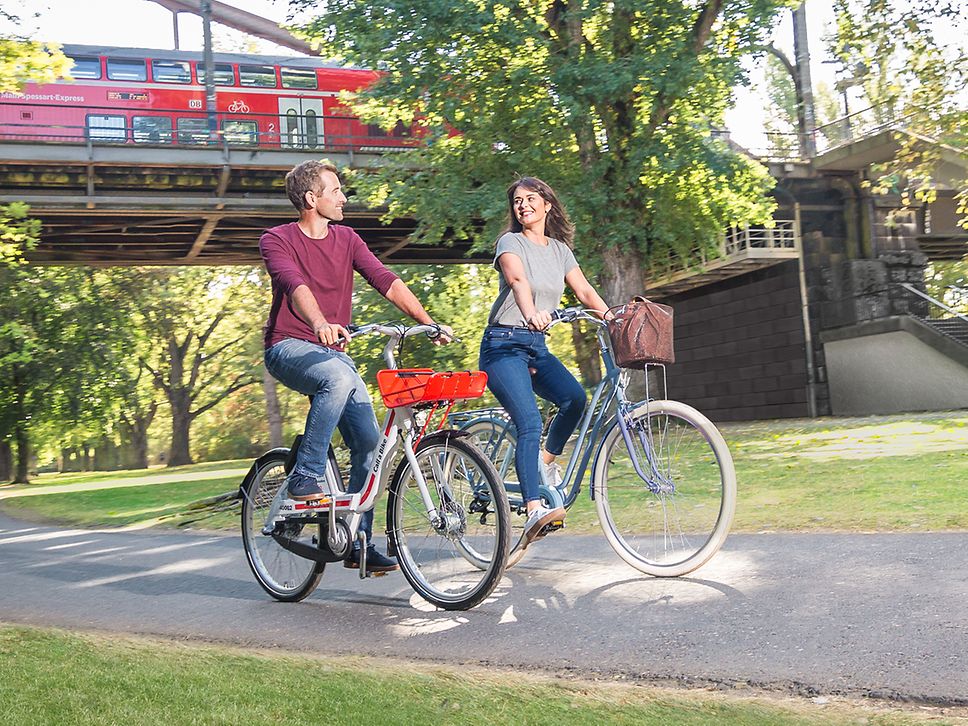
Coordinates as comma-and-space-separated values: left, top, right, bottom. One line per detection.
0, 44, 412, 150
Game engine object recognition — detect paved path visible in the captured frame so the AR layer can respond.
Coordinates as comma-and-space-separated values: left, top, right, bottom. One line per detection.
0, 512, 965, 705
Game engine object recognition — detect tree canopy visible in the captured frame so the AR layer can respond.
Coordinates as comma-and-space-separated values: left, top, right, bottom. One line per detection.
827, 0, 967, 218
294, 0, 790, 302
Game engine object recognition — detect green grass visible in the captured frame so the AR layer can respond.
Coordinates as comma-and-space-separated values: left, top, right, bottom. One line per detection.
2, 412, 966, 533
0, 625, 959, 726
0, 470, 246, 530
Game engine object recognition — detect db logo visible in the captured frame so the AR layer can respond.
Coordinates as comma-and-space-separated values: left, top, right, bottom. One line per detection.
228, 100, 250, 113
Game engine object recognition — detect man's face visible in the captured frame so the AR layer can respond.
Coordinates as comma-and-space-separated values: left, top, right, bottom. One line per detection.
306, 170, 346, 221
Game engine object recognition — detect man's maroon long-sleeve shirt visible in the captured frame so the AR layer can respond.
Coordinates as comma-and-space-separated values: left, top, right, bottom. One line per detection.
260, 222, 399, 349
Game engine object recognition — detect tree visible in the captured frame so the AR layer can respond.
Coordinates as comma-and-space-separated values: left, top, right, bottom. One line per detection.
136, 269, 263, 466
294, 0, 786, 304
0, 266, 124, 482
827, 0, 967, 221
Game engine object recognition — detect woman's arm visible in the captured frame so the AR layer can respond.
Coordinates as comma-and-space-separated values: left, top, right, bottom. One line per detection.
565, 266, 610, 317
497, 253, 551, 330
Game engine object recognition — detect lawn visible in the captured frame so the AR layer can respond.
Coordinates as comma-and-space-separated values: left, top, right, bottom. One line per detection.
0, 625, 959, 726
1, 411, 966, 533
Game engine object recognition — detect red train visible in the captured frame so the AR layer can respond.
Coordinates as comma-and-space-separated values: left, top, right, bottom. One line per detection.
0, 44, 413, 150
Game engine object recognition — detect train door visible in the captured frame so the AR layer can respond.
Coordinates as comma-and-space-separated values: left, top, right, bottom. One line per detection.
278, 98, 324, 149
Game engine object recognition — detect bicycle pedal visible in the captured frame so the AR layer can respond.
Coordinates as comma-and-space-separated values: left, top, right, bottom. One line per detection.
540, 520, 565, 534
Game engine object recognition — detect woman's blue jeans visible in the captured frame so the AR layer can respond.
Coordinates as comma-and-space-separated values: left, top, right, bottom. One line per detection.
478, 326, 586, 504
264, 338, 381, 543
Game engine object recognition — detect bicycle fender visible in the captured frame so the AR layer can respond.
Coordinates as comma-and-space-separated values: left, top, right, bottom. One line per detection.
237, 447, 291, 499
414, 428, 473, 451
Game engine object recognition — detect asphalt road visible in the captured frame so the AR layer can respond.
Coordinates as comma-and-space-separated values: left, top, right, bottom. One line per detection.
1, 511, 965, 705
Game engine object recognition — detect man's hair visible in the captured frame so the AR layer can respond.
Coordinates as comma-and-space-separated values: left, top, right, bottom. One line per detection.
285, 160, 340, 212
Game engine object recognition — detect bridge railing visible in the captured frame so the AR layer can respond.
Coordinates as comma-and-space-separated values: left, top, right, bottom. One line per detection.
0, 101, 418, 152
647, 220, 800, 281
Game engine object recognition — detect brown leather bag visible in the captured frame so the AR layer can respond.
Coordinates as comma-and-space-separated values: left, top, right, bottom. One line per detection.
606, 296, 675, 368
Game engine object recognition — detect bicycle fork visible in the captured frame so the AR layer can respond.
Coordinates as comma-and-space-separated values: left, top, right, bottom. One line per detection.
616, 403, 675, 495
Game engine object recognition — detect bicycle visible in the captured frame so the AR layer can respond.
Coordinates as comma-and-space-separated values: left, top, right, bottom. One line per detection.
462, 307, 737, 577
240, 323, 511, 611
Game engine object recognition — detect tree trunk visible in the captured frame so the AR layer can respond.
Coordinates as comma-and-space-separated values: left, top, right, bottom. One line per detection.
14, 423, 29, 484
263, 365, 284, 449
0, 440, 12, 483
571, 321, 602, 388
168, 408, 193, 467
131, 424, 150, 469
600, 247, 646, 306
599, 247, 648, 399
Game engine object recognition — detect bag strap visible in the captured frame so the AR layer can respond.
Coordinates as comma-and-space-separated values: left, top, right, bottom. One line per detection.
606, 294, 649, 320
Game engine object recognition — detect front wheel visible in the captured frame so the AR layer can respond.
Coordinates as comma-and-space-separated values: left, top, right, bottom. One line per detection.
387, 434, 510, 610
593, 400, 736, 577
241, 452, 324, 601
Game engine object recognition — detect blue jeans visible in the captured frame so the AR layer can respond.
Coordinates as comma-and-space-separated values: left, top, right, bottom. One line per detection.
264, 338, 381, 543
478, 326, 586, 504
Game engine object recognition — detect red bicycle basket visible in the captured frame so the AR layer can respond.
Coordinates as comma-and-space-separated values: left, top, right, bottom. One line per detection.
376, 369, 488, 409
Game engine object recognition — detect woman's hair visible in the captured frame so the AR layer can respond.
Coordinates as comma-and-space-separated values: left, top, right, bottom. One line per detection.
503, 176, 575, 248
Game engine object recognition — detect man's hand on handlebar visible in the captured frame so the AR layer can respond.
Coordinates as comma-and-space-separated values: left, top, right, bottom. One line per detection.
428, 323, 455, 346
315, 322, 353, 347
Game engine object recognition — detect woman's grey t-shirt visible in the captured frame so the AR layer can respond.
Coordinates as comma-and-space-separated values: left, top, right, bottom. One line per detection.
487, 232, 579, 326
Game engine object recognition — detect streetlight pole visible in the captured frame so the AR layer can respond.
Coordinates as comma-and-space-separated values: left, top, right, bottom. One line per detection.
792, 2, 817, 157
201, 0, 217, 143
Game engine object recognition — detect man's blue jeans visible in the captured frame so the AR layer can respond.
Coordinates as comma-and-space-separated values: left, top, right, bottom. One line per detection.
478, 326, 586, 504
264, 338, 381, 544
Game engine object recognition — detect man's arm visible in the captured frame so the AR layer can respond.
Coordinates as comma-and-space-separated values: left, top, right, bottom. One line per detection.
290, 285, 350, 347
384, 279, 453, 343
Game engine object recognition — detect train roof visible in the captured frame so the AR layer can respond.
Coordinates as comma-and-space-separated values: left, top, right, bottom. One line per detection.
59, 43, 359, 71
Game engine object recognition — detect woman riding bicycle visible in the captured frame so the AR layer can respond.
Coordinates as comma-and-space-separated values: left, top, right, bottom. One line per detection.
479, 176, 610, 546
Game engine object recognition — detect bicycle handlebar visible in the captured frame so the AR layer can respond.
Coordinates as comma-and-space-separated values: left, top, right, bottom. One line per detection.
546, 307, 608, 331
342, 322, 459, 344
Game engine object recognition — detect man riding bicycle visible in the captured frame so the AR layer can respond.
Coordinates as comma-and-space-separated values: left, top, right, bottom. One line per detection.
260, 160, 452, 573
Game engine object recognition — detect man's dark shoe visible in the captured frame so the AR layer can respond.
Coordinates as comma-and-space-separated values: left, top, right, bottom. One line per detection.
286, 472, 328, 501
344, 545, 399, 573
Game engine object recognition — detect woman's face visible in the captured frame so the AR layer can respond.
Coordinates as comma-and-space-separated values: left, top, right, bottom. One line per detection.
512, 185, 552, 228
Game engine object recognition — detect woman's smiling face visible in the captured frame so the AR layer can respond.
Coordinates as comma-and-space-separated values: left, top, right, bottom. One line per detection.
512, 185, 551, 228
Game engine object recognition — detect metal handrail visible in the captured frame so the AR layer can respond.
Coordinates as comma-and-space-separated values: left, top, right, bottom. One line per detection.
899, 282, 968, 324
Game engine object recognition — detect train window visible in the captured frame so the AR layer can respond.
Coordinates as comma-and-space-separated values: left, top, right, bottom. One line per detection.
221, 119, 258, 145
367, 121, 410, 138
305, 109, 319, 147
196, 62, 235, 86
86, 114, 126, 142
106, 58, 147, 82
280, 67, 316, 89
176, 117, 211, 144
152, 60, 191, 84
239, 64, 276, 87
69, 56, 101, 80
133, 116, 173, 143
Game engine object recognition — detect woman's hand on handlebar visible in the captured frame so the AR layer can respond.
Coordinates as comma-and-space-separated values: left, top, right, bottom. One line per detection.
527, 310, 553, 331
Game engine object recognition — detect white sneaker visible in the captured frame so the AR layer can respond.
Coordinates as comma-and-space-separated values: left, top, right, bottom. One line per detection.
523, 505, 566, 544
539, 455, 563, 490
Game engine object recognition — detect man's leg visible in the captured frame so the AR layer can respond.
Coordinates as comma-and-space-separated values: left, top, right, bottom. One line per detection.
264, 339, 360, 496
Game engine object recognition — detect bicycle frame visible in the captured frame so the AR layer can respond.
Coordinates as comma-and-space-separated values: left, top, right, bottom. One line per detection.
256, 325, 454, 562
489, 309, 668, 510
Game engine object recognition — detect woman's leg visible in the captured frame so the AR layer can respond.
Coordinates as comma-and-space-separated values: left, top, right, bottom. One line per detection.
530, 348, 587, 457
479, 335, 544, 505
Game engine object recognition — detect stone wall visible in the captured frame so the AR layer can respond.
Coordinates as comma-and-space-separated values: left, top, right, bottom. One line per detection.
659, 261, 809, 422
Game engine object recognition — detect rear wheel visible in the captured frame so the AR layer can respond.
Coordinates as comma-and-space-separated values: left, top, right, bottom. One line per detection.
387, 435, 509, 610
241, 452, 324, 601
593, 400, 736, 577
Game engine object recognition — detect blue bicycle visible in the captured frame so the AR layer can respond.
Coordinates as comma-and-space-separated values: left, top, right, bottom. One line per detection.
459, 306, 737, 576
